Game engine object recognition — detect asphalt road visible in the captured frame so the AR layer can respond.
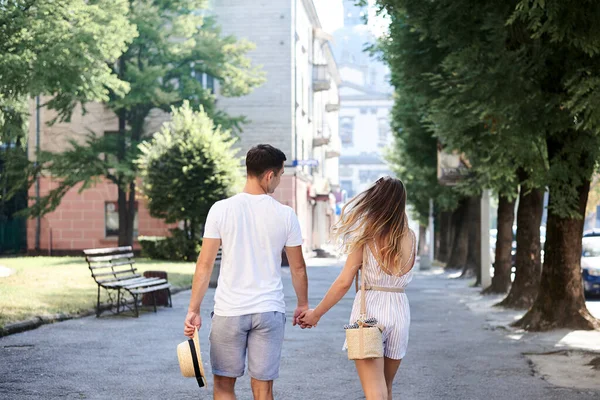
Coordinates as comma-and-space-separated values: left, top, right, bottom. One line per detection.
1, 260, 599, 399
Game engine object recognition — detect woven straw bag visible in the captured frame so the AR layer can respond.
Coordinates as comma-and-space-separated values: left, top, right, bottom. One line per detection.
345, 245, 384, 360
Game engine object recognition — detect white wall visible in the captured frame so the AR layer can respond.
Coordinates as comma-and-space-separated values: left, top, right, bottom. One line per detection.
211, 0, 294, 159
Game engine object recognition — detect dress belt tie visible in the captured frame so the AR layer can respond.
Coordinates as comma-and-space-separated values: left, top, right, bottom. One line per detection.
364, 285, 405, 293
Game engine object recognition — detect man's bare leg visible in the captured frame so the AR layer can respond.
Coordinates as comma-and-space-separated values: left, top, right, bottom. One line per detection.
214, 375, 236, 400
250, 378, 274, 400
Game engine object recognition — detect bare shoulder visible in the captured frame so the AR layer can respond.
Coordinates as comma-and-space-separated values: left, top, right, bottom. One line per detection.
401, 229, 416, 251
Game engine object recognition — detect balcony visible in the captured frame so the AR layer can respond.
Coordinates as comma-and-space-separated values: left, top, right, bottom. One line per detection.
325, 135, 341, 159
326, 149, 341, 158
313, 64, 331, 92
325, 103, 340, 112
313, 136, 331, 147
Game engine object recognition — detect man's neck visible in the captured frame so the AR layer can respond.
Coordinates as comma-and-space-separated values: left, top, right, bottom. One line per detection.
243, 180, 268, 195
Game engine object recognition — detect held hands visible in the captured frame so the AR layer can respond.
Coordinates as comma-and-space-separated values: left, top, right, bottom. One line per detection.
293, 305, 312, 329
184, 310, 201, 338
298, 309, 321, 328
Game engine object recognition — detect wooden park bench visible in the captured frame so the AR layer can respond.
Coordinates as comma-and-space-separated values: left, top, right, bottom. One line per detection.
83, 246, 172, 317
209, 248, 222, 288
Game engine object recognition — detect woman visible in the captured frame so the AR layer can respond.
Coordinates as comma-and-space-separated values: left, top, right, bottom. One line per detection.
300, 176, 416, 400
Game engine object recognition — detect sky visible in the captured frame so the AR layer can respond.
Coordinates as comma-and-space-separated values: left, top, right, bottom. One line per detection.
314, 0, 388, 36
314, 0, 344, 33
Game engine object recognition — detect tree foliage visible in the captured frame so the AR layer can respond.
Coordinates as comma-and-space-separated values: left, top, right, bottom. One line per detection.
26, 0, 264, 246
0, 0, 137, 121
0, 0, 137, 214
377, 18, 458, 225
374, 0, 600, 329
137, 101, 242, 238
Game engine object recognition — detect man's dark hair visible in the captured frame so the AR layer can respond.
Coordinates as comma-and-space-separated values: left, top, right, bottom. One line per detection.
246, 144, 287, 177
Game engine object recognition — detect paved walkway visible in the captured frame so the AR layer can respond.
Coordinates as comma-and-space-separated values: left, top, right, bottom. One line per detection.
1, 260, 599, 399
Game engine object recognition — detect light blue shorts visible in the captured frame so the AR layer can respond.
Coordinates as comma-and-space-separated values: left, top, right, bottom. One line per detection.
209, 311, 286, 381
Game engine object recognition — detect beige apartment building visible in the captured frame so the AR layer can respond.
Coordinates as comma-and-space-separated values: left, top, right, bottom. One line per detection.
212, 0, 342, 253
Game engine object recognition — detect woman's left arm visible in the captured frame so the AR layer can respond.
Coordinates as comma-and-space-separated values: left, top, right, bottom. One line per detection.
300, 245, 363, 326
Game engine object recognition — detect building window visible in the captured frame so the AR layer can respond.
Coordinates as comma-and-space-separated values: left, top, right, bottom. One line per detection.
103, 131, 119, 164
194, 71, 215, 94
370, 69, 377, 87
378, 118, 390, 147
105, 201, 139, 238
340, 116, 354, 147
360, 108, 367, 114
341, 50, 350, 63
339, 166, 353, 178
341, 180, 354, 198
370, 107, 377, 114
359, 170, 389, 184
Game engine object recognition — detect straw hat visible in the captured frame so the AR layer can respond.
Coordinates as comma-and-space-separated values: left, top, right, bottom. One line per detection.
177, 328, 206, 388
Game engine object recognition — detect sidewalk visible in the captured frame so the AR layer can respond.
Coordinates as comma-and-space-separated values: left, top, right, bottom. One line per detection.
1, 262, 599, 399
442, 268, 600, 391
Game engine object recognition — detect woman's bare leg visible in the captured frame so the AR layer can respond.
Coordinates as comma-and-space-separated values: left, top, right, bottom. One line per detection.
383, 357, 402, 399
354, 358, 388, 400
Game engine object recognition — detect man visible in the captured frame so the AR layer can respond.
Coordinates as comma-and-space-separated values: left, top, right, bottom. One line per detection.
184, 144, 310, 400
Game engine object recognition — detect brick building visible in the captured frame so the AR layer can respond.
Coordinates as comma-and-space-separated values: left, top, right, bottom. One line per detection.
26, 101, 174, 254
25, 0, 341, 255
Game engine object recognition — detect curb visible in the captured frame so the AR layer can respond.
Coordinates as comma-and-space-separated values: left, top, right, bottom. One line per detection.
0, 285, 191, 338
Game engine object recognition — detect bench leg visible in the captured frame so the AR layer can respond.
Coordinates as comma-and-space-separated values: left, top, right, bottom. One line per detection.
153, 292, 157, 313
168, 289, 172, 308
96, 286, 101, 318
134, 294, 139, 317
116, 289, 121, 314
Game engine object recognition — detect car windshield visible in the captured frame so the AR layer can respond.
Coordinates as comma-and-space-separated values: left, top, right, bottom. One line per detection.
582, 237, 600, 257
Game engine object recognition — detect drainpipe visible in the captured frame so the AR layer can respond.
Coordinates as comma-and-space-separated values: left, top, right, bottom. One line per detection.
293, 0, 298, 164
293, 0, 298, 212
35, 96, 41, 252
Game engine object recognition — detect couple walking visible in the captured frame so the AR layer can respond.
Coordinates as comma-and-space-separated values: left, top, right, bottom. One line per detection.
183, 145, 416, 399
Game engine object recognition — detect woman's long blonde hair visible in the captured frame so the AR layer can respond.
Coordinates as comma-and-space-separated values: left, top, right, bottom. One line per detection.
333, 176, 410, 274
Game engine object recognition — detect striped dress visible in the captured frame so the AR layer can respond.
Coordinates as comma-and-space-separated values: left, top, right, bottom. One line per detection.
343, 231, 416, 360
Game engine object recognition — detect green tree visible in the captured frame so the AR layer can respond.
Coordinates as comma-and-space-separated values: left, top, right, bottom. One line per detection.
0, 1, 136, 253
375, 0, 600, 330
0, 0, 136, 121
137, 101, 241, 258
27, 0, 264, 246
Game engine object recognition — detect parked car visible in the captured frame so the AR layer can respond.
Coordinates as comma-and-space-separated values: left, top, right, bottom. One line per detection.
583, 228, 600, 237
581, 236, 600, 296
490, 225, 545, 266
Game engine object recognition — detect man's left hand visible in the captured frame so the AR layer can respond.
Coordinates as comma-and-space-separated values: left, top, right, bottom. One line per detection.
293, 305, 311, 329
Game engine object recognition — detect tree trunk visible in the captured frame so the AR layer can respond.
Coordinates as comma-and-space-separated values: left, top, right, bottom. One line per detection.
514, 134, 600, 330
437, 211, 454, 263
418, 224, 427, 255
483, 193, 516, 294
462, 195, 481, 284
447, 199, 469, 270
497, 178, 543, 309
434, 211, 440, 260
116, 111, 131, 247
126, 181, 136, 244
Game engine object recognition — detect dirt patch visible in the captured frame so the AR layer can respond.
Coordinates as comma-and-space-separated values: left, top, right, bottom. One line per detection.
525, 350, 600, 390
588, 356, 600, 370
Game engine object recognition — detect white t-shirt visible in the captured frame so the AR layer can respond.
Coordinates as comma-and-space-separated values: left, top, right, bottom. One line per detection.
203, 193, 303, 316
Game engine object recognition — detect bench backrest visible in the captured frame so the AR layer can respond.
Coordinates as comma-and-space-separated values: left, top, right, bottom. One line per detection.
83, 246, 138, 285
215, 248, 222, 266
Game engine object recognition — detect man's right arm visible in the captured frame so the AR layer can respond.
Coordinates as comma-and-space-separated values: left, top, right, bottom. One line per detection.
184, 203, 222, 338
184, 238, 221, 338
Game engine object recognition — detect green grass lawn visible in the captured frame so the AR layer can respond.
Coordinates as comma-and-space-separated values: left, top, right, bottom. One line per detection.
0, 257, 195, 328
